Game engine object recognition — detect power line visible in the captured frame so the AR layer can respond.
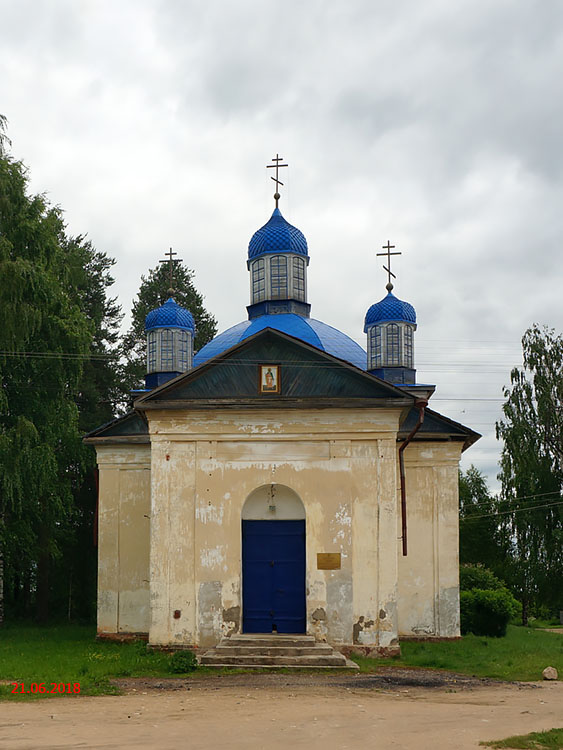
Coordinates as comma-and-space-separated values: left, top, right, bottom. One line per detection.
460, 490, 562, 511
460, 500, 563, 521
0, 350, 527, 377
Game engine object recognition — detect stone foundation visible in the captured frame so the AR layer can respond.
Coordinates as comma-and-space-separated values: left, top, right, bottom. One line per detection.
96, 631, 148, 643
340, 643, 401, 659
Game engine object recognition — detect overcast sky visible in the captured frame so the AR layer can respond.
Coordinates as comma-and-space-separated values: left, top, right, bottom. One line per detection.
2, 0, 562, 489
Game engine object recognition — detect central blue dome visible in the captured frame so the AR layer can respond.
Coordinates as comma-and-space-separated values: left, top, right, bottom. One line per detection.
248, 208, 308, 259
145, 297, 195, 332
193, 314, 366, 370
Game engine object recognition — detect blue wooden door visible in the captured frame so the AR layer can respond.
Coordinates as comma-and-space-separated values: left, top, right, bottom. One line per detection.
242, 520, 306, 633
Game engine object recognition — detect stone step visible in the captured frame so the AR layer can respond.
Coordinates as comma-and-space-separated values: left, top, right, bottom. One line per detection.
200, 653, 348, 667
226, 635, 316, 647
213, 645, 334, 657
199, 633, 358, 670
198, 662, 358, 670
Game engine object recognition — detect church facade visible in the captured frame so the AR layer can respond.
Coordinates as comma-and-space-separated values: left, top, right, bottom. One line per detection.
86, 185, 478, 655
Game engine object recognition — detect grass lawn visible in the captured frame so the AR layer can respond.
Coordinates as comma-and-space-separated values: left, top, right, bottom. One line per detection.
480, 727, 563, 748
352, 625, 563, 682
0, 622, 561, 701
0, 624, 188, 700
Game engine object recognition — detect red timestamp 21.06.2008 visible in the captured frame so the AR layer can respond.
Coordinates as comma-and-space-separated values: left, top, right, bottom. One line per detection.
11, 682, 81, 694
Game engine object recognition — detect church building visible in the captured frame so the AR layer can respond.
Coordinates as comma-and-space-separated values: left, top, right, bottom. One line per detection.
85, 162, 479, 657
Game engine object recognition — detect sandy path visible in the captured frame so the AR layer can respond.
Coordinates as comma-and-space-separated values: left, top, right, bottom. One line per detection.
0, 679, 561, 750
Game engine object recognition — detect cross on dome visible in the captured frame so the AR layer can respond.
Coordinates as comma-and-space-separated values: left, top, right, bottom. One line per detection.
266, 153, 288, 208
159, 246, 182, 296
377, 241, 401, 291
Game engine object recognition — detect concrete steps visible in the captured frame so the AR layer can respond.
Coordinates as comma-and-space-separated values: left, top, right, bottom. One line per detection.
199, 634, 358, 670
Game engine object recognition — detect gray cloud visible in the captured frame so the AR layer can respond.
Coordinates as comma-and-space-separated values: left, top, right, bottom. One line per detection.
1, 0, 561, 489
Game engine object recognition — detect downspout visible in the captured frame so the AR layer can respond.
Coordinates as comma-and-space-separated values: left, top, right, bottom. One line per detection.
399, 399, 427, 556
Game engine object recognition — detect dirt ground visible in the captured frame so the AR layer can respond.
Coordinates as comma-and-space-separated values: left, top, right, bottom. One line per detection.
1, 671, 561, 750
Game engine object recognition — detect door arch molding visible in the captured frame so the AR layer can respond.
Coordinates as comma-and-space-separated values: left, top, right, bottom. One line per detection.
242, 483, 305, 521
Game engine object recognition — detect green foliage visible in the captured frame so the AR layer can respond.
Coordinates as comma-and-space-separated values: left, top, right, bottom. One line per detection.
480, 727, 563, 749
496, 325, 563, 623
459, 466, 504, 570
168, 649, 198, 674
0, 131, 122, 623
351, 625, 563, 681
122, 262, 217, 391
460, 589, 521, 637
0, 150, 91, 621
460, 564, 505, 592
460, 564, 520, 637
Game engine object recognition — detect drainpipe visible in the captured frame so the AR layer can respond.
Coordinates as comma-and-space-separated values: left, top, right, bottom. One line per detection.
399, 399, 427, 557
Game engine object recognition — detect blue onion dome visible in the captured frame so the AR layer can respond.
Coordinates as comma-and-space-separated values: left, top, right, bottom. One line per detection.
248, 207, 308, 259
193, 314, 367, 371
364, 292, 416, 332
145, 297, 195, 332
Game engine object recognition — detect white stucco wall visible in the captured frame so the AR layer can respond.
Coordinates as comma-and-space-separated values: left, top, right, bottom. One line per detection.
397, 441, 463, 638
95, 444, 151, 636
93, 414, 465, 650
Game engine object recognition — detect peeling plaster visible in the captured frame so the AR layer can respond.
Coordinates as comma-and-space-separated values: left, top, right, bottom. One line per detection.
198, 581, 222, 647
195, 503, 225, 525
200, 546, 226, 569
326, 575, 353, 643
438, 586, 460, 636
222, 605, 241, 637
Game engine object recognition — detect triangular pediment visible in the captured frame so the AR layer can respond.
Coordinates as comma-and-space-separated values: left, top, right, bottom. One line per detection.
134, 328, 414, 409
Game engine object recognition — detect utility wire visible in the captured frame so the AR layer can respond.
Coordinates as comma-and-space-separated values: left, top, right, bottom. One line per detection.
460, 500, 563, 521
460, 489, 562, 510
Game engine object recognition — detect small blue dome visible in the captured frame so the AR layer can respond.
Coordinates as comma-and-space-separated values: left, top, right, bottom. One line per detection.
194, 314, 366, 370
248, 208, 308, 260
145, 297, 195, 332
364, 292, 416, 331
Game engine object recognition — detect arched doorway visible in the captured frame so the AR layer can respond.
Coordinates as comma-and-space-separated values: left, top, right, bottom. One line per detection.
241, 484, 306, 634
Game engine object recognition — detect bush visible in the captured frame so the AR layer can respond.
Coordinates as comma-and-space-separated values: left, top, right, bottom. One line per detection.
460, 589, 521, 637
460, 564, 504, 592
168, 649, 198, 674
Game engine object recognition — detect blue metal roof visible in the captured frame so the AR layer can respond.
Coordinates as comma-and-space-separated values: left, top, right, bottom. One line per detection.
248, 208, 309, 259
364, 292, 416, 331
193, 314, 367, 370
145, 297, 195, 332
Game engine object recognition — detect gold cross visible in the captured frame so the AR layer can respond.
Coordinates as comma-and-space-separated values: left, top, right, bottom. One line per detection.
266, 154, 288, 208
159, 247, 182, 294
376, 241, 401, 291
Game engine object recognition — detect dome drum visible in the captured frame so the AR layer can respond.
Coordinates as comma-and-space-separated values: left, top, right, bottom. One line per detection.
146, 327, 193, 376
248, 252, 308, 309
366, 321, 417, 384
